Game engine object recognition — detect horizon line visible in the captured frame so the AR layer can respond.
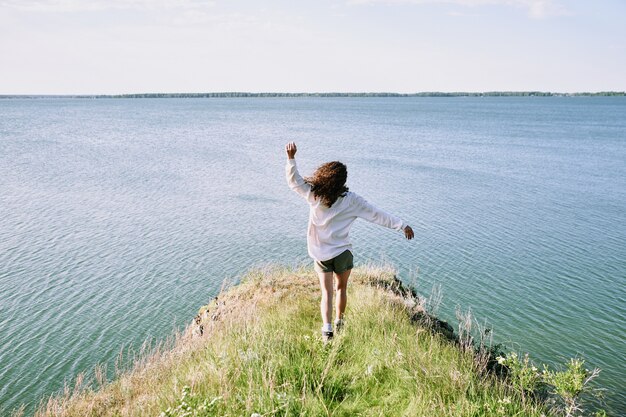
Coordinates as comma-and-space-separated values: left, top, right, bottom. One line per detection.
1, 91, 625, 98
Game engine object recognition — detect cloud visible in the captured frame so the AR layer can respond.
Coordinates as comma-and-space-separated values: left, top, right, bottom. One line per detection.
0, 0, 215, 12
347, 0, 567, 19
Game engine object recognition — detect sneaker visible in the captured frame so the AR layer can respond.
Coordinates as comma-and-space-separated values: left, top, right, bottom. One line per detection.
322, 330, 334, 343
334, 319, 344, 332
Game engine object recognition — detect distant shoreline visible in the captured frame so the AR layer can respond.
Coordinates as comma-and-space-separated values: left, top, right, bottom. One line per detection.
1, 91, 624, 99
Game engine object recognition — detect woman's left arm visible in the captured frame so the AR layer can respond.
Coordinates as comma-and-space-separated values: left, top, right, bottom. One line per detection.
353, 194, 413, 240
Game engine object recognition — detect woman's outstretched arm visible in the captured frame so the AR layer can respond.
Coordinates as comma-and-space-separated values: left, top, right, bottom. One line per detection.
353, 194, 414, 240
285, 142, 314, 202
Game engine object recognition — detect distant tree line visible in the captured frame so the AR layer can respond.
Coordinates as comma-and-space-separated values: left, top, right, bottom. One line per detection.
1, 91, 624, 99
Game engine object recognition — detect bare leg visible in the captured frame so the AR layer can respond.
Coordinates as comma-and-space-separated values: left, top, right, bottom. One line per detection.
334, 269, 352, 321
318, 272, 334, 326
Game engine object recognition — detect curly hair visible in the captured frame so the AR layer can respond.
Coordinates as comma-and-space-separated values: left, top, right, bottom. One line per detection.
305, 161, 349, 208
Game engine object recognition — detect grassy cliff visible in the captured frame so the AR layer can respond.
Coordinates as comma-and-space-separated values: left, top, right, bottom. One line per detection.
34, 265, 554, 417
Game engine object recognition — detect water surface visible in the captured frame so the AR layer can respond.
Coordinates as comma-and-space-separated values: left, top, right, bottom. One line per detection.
0, 97, 624, 414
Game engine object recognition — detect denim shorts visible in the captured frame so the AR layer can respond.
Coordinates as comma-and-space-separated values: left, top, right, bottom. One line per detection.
314, 250, 354, 274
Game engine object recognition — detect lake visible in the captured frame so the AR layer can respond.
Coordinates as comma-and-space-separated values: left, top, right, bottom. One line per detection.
0, 97, 624, 414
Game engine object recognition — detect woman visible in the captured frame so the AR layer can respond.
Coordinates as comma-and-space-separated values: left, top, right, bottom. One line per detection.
285, 142, 414, 341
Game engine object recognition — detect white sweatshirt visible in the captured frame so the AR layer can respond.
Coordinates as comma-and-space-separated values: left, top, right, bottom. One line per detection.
286, 158, 406, 261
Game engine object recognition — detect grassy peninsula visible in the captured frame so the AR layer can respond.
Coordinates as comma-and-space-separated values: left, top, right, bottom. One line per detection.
31, 265, 600, 417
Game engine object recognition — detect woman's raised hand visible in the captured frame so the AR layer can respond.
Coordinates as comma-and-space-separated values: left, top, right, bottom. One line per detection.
285, 142, 297, 159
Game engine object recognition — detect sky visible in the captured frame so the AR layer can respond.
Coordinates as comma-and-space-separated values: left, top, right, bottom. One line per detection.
0, 0, 624, 94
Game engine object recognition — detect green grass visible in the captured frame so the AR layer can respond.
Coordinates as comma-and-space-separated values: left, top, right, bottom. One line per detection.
33, 265, 550, 417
